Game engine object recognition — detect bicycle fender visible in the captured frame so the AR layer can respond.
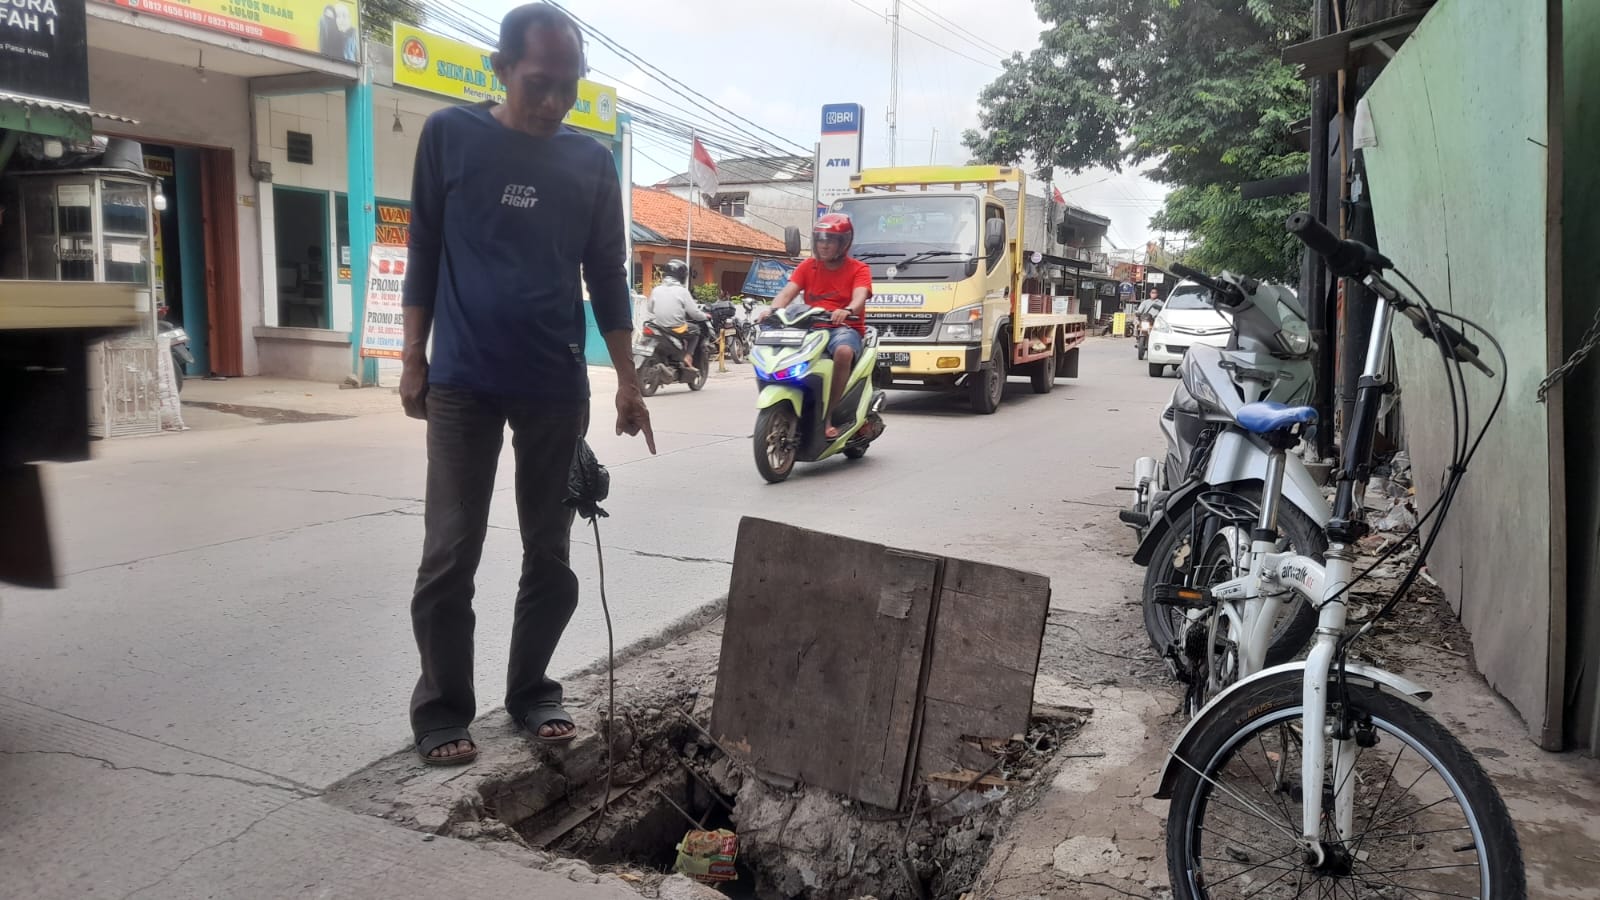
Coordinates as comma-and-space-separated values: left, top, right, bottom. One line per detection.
755, 385, 803, 416
1154, 662, 1433, 800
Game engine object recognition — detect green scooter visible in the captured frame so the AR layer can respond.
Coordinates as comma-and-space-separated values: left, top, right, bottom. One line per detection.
750, 304, 886, 483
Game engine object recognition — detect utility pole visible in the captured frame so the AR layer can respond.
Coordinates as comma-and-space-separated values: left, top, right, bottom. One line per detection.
928, 127, 937, 164
888, 0, 901, 165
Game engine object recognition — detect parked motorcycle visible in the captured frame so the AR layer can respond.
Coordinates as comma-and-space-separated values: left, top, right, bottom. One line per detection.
1117, 265, 1329, 670
707, 300, 749, 364
632, 318, 714, 396
156, 302, 193, 391
751, 304, 886, 483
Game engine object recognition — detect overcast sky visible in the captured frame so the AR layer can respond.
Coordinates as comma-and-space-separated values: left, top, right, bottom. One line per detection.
472, 0, 1170, 249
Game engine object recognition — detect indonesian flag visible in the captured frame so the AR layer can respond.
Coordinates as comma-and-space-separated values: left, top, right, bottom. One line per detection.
1052, 185, 1066, 205
690, 137, 719, 196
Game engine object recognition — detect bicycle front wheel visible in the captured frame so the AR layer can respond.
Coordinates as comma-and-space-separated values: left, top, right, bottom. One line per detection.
1165, 673, 1524, 898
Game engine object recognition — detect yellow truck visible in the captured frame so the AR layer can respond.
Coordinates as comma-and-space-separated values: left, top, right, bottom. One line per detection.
829, 165, 1088, 413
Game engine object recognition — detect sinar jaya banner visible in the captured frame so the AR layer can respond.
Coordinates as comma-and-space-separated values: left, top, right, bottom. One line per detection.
99, 0, 360, 61
392, 24, 616, 136
360, 244, 407, 360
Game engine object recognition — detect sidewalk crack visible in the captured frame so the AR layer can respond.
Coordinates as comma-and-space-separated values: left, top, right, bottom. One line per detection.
0, 749, 317, 797
116, 797, 304, 900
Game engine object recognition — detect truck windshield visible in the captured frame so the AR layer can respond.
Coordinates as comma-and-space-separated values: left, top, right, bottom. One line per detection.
832, 196, 980, 281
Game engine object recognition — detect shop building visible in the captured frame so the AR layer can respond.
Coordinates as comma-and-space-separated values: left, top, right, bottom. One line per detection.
80, 0, 364, 380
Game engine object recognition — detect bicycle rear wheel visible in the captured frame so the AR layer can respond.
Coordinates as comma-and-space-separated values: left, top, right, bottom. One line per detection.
1165, 673, 1524, 898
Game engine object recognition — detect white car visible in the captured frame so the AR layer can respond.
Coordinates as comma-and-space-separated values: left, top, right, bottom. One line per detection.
1146, 280, 1233, 377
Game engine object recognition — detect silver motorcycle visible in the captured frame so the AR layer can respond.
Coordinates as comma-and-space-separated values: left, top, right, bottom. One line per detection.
1119, 265, 1331, 682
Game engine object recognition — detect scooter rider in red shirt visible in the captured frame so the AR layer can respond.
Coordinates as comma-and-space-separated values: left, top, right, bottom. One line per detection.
765, 213, 872, 439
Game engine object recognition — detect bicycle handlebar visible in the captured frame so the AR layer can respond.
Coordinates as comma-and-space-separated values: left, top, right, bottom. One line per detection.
1289, 213, 1492, 375
1284, 212, 1393, 278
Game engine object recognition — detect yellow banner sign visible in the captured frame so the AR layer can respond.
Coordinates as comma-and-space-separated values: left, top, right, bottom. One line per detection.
100, 0, 360, 61
392, 25, 617, 136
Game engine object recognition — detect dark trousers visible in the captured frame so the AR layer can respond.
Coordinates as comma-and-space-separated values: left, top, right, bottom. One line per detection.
409, 385, 585, 742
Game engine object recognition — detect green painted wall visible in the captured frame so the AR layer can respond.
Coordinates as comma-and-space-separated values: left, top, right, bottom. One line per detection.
1361, 0, 1559, 745
1562, 0, 1600, 753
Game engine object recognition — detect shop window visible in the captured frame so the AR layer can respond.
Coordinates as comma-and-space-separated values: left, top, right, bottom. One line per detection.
335, 194, 351, 283
287, 131, 314, 165
273, 187, 330, 328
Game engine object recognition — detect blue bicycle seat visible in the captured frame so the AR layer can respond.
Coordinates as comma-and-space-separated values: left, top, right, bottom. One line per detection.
1235, 401, 1318, 435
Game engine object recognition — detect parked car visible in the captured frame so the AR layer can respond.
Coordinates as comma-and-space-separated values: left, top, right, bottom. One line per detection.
1146, 280, 1233, 377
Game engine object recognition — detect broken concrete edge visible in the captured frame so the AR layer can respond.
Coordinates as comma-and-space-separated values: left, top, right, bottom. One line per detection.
565, 595, 729, 682
322, 596, 1105, 899
322, 613, 723, 834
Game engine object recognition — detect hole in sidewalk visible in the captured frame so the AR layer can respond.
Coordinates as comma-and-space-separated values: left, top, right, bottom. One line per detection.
479, 711, 1085, 899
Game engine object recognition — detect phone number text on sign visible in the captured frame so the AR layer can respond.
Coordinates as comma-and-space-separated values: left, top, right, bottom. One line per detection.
360, 245, 408, 360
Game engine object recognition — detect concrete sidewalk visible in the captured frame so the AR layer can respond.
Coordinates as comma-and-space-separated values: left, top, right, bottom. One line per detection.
174, 368, 626, 429
0, 695, 638, 900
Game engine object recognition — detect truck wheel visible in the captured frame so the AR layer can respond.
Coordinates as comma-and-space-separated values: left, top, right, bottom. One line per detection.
1148, 363, 1166, 378
754, 406, 799, 483
969, 340, 1006, 414
1029, 352, 1056, 394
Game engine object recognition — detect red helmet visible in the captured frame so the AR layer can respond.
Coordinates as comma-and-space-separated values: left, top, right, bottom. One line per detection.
813, 213, 854, 263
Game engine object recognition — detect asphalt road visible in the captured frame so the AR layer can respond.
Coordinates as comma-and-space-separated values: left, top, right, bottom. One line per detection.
0, 336, 1174, 896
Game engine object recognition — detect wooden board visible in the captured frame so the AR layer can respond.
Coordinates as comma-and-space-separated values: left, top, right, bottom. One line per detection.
0, 281, 144, 331
914, 557, 1051, 781
711, 518, 940, 810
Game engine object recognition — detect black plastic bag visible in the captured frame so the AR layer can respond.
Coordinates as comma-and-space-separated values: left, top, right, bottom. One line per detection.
565, 438, 610, 520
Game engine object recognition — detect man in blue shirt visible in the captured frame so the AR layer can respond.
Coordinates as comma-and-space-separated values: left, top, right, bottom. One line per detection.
400, 3, 655, 766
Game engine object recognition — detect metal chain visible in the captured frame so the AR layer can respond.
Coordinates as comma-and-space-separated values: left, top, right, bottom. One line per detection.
1537, 305, 1600, 403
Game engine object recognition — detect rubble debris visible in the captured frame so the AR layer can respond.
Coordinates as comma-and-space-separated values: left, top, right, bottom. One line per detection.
655, 873, 726, 900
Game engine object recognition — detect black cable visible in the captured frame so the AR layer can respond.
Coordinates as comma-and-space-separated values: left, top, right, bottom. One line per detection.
544, 0, 813, 156
1334, 269, 1509, 655
902, 0, 1010, 56
401, 0, 807, 160
843, 0, 1003, 70
591, 516, 616, 820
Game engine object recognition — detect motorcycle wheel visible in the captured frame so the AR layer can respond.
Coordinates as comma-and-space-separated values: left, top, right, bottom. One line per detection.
844, 446, 867, 460
640, 369, 660, 398
754, 406, 798, 483
689, 355, 710, 391
1141, 488, 1324, 668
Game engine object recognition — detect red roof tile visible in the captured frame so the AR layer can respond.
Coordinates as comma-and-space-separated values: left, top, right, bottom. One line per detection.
631, 187, 785, 254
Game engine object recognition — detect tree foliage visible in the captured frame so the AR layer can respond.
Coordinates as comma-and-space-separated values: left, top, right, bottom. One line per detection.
963, 0, 1312, 279
360, 0, 424, 44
